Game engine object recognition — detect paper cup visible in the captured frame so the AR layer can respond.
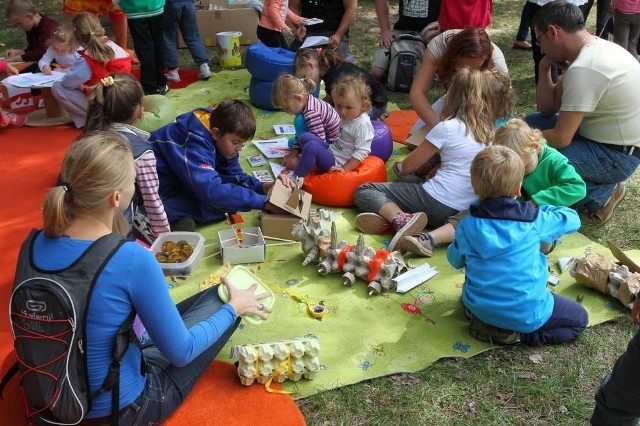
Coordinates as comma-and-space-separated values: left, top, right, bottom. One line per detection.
216, 31, 242, 68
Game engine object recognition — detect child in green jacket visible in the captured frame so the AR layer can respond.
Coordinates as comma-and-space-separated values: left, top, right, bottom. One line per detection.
397, 118, 587, 257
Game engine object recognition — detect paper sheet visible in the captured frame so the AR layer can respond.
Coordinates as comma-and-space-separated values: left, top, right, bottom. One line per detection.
252, 137, 290, 159
273, 124, 296, 135
2, 71, 65, 88
300, 36, 330, 49
393, 263, 438, 293
269, 162, 295, 179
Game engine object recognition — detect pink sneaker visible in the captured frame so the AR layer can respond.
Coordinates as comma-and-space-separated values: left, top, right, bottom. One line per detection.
388, 212, 428, 252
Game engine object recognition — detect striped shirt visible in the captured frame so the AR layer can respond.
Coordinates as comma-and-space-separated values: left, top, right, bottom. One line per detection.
295, 95, 341, 149
135, 151, 171, 237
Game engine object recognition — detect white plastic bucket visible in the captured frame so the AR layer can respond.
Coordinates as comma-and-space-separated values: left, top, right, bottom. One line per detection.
216, 31, 242, 68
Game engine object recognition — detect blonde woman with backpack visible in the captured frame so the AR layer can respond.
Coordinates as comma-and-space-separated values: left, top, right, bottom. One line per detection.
9, 132, 270, 425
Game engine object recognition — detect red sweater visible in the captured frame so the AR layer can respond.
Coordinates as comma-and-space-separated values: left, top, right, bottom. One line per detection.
438, 0, 492, 31
23, 15, 59, 62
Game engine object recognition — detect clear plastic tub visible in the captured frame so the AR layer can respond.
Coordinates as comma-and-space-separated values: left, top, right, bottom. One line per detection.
150, 232, 205, 276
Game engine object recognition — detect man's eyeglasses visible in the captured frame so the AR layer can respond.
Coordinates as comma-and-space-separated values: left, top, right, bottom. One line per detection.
535, 27, 550, 48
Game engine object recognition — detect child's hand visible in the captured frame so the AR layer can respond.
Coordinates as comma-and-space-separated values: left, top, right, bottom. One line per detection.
277, 172, 296, 188
5, 49, 24, 61
6, 64, 19, 76
41, 65, 52, 75
222, 278, 272, 320
329, 165, 345, 173
282, 151, 300, 170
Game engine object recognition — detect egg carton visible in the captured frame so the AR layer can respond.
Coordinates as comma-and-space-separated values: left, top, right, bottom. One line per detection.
231, 337, 320, 386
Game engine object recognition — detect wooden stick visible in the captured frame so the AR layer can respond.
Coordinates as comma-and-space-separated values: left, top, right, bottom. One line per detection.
262, 235, 298, 243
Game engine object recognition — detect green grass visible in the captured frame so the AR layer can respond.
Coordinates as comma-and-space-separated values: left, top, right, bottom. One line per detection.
2, 1, 639, 424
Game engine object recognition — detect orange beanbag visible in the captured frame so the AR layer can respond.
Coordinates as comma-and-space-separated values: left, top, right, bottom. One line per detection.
303, 156, 388, 207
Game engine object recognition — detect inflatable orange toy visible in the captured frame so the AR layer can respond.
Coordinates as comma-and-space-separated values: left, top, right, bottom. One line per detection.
303, 156, 388, 207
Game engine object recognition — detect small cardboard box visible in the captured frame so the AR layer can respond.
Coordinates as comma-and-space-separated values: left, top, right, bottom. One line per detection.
219, 226, 266, 264
261, 180, 313, 240
178, 0, 258, 48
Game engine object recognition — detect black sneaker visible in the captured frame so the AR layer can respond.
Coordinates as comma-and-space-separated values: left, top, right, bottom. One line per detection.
469, 317, 520, 345
159, 84, 170, 96
132, 212, 155, 245
170, 217, 196, 232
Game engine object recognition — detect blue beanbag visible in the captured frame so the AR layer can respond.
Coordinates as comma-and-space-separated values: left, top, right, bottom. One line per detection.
249, 77, 277, 111
245, 43, 295, 82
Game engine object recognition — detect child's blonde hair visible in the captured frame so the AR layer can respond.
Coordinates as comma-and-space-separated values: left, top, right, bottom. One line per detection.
72, 12, 114, 63
5, 0, 36, 18
442, 68, 515, 145
494, 118, 543, 157
471, 145, 525, 199
43, 131, 134, 238
271, 75, 316, 109
330, 74, 372, 111
47, 25, 77, 50
84, 74, 144, 131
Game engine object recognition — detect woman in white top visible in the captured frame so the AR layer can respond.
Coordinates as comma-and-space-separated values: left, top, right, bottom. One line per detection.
408, 27, 509, 134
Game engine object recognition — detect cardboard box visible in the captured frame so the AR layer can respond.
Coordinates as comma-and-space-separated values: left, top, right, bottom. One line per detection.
178, 0, 258, 48
219, 226, 266, 264
261, 180, 313, 240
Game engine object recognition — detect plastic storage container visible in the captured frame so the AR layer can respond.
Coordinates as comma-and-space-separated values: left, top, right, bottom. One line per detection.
150, 232, 205, 276
218, 265, 274, 324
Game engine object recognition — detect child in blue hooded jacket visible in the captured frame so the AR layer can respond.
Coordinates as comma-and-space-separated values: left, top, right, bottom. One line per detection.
448, 146, 588, 347
149, 100, 283, 225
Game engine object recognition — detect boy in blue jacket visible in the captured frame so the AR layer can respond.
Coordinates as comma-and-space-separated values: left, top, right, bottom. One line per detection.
149, 100, 282, 226
448, 145, 588, 346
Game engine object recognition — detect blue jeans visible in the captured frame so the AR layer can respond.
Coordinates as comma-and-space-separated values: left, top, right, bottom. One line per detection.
520, 293, 588, 346
117, 287, 239, 425
591, 327, 640, 426
525, 113, 640, 212
164, 2, 209, 69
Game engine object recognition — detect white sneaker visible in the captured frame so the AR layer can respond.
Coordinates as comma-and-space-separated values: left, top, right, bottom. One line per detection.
198, 63, 211, 80
165, 68, 181, 82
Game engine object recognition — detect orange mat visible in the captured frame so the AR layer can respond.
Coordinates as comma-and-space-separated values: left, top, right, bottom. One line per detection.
384, 109, 419, 144
0, 126, 305, 425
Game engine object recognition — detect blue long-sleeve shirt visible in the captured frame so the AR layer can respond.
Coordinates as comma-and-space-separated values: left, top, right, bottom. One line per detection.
32, 233, 237, 417
149, 108, 266, 223
447, 198, 580, 333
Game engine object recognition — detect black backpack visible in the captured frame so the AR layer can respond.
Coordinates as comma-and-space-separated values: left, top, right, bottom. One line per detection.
0, 230, 137, 426
386, 34, 426, 93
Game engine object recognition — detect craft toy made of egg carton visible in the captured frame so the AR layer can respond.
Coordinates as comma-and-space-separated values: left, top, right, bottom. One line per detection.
291, 208, 337, 265
231, 337, 320, 386
320, 223, 407, 295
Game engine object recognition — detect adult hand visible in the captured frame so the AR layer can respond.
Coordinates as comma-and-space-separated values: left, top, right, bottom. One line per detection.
296, 25, 306, 40
380, 29, 395, 49
328, 34, 342, 49
222, 278, 272, 320
632, 298, 640, 325
41, 65, 52, 75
